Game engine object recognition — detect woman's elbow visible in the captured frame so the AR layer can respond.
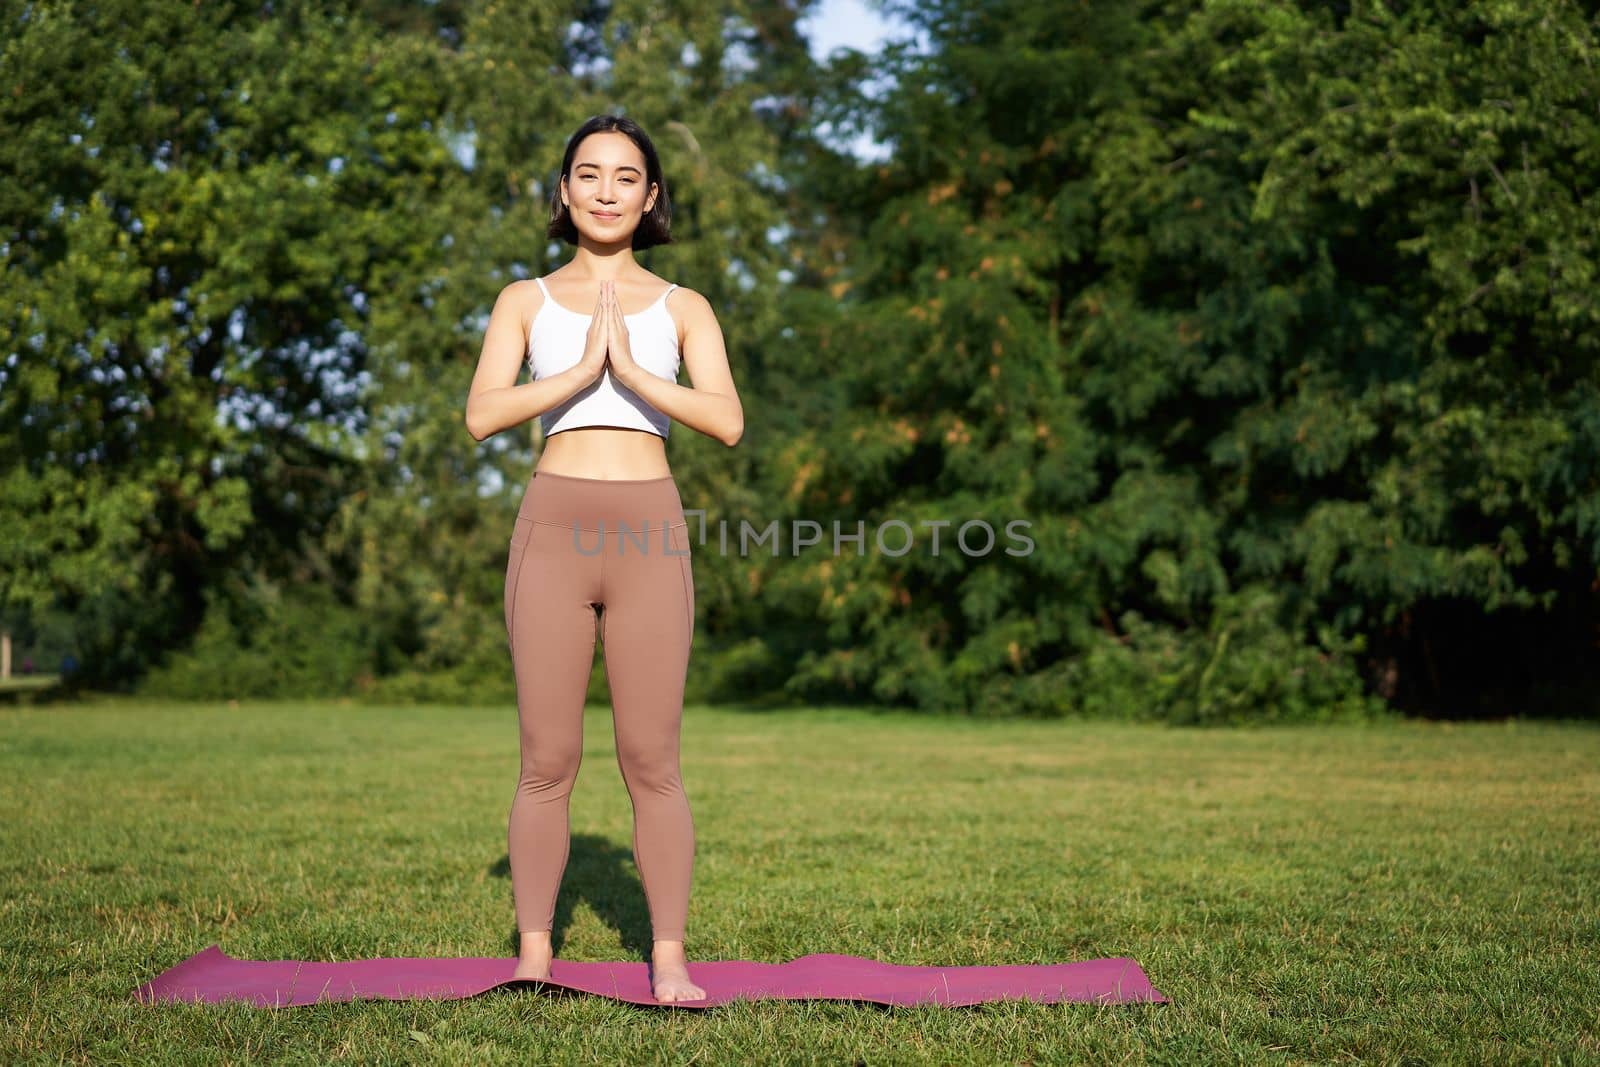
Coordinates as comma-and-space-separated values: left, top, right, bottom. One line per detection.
465, 403, 492, 443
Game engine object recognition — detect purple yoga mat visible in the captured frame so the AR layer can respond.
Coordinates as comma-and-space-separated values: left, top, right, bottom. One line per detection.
134, 944, 1168, 1009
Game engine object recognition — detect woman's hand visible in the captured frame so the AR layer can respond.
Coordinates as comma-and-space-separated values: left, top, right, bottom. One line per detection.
575, 283, 611, 386
603, 281, 644, 389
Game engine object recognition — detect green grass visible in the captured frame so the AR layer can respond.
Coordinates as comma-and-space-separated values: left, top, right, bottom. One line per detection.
3, 697, 1596, 1064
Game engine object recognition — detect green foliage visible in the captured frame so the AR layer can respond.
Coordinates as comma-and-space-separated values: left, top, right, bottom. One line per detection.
1078, 585, 1385, 727
885, 582, 1388, 726
137, 580, 371, 702
6, 0, 1597, 721
756, 0, 1600, 720
1, 0, 454, 686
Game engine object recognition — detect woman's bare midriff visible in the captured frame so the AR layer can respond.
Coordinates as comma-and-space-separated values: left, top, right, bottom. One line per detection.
536, 426, 673, 480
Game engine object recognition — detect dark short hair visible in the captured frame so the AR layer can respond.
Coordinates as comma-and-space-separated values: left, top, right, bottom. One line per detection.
547, 115, 674, 251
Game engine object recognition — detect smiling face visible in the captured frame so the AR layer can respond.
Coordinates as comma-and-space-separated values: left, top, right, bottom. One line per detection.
560, 131, 658, 244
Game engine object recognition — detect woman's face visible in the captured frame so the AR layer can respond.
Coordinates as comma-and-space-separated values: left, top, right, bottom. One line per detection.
561, 132, 656, 243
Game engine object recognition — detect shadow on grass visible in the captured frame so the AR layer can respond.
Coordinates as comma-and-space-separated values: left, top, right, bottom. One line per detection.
490, 831, 664, 961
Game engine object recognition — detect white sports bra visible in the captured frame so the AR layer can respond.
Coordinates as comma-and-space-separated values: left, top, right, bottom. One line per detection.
527, 276, 681, 439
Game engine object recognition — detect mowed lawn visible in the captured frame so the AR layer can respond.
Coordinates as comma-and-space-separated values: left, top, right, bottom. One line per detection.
3, 697, 1596, 1064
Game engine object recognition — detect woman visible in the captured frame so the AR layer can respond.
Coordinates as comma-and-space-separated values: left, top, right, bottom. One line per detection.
464, 114, 744, 1003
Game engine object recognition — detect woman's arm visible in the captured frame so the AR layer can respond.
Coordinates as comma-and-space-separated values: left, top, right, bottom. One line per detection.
464, 282, 594, 442
614, 288, 745, 447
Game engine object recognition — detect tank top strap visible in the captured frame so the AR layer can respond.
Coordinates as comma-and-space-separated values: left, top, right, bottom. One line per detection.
534, 276, 550, 297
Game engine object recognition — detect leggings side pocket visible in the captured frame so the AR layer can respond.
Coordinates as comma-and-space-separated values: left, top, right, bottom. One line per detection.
505, 517, 533, 649
669, 521, 694, 647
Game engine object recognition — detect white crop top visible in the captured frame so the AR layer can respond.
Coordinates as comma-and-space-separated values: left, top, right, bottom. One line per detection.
527, 276, 681, 439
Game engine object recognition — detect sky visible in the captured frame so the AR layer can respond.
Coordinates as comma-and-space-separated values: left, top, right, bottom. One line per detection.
798, 0, 921, 162
800, 0, 911, 59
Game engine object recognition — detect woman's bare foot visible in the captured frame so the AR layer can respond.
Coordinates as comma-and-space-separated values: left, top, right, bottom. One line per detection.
513, 930, 553, 982
651, 940, 707, 1002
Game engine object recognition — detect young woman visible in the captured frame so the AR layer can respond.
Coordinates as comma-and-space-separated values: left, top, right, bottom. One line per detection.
464, 114, 744, 1003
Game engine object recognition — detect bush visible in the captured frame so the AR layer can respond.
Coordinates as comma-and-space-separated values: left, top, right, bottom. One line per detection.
996, 584, 1392, 726
137, 580, 374, 701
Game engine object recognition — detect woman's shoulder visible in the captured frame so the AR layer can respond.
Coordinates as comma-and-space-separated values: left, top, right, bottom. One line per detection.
509, 277, 547, 336
660, 283, 715, 348
663, 282, 712, 314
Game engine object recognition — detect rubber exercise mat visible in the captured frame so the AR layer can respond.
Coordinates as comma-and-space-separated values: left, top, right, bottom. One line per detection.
134, 943, 1168, 1009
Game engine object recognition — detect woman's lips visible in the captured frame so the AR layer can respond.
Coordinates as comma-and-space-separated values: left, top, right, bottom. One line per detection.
593, 212, 619, 220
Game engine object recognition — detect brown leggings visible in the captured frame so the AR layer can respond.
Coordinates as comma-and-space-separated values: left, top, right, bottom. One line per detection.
504, 470, 696, 942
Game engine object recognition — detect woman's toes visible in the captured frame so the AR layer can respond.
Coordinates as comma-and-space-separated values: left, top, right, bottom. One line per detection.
652, 970, 706, 1002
